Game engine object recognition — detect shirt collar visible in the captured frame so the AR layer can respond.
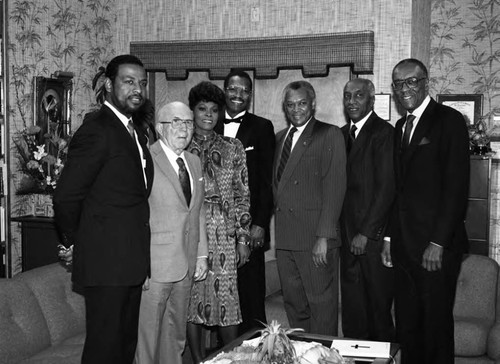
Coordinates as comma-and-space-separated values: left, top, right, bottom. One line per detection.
408, 95, 431, 119
225, 110, 246, 120
159, 139, 185, 158
104, 100, 130, 128
350, 110, 373, 131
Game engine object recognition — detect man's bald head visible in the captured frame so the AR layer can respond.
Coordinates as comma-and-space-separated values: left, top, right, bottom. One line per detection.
156, 101, 194, 155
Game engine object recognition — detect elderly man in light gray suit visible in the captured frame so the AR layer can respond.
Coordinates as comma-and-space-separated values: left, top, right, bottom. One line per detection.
135, 101, 208, 364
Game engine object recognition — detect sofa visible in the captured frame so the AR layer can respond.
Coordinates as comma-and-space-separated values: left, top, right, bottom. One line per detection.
265, 254, 500, 364
1, 254, 499, 363
0, 263, 85, 364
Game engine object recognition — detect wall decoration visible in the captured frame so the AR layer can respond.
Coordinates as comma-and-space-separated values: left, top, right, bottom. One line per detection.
33, 76, 73, 140
374, 94, 391, 121
436, 94, 482, 125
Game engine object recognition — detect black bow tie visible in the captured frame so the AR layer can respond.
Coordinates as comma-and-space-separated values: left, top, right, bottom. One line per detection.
224, 117, 243, 124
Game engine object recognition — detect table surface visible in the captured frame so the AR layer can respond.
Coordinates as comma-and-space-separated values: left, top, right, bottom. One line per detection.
203, 329, 400, 364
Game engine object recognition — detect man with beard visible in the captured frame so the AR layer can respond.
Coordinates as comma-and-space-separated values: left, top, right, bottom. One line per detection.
273, 80, 346, 335
340, 78, 395, 341
383, 58, 470, 364
215, 70, 275, 334
54, 54, 153, 364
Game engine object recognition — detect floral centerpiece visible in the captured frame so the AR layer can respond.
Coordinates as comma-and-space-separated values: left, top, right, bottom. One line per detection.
14, 122, 70, 195
468, 117, 492, 155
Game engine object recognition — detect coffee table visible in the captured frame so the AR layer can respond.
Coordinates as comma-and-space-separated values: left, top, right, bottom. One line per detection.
203, 328, 400, 364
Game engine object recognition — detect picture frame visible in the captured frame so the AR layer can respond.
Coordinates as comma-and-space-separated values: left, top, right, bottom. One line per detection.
436, 94, 482, 125
33, 76, 73, 140
374, 93, 391, 121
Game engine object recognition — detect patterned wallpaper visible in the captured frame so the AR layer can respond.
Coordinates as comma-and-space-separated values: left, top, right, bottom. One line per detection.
7, 0, 117, 273
430, 0, 500, 262
430, 0, 500, 125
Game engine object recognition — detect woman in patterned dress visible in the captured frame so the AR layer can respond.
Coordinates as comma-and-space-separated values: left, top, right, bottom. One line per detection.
186, 81, 252, 364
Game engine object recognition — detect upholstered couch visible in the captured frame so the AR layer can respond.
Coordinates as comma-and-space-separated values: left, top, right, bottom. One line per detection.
454, 254, 500, 363
265, 254, 500, 364
1, 254, 499, 363
0, 263, 85, 364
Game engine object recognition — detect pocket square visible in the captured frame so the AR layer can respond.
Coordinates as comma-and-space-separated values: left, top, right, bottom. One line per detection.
419, 137, 431, 145
245, 146, 255, 151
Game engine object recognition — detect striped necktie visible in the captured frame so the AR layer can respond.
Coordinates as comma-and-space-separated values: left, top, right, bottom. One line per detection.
276, 127, 297, 182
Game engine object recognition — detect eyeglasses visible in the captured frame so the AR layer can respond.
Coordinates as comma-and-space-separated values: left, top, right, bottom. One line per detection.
225, 86, 251, 96
159, 118, 194, 129
392, 77, 426, 90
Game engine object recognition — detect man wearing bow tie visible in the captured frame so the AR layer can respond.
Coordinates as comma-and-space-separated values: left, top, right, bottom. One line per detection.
384, 59, 470, 364
214, 70, 275, 334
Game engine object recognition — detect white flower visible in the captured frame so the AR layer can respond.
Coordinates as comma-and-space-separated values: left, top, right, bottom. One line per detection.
34, 145, 47, 160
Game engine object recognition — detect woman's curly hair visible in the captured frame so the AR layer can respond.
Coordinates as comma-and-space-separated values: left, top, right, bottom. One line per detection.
188, 81, 225, 110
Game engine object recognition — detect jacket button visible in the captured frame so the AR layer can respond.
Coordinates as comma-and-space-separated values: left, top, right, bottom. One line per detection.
276, 207, 281, 212
144, 222, 149, 227
294, 180, 298, 185
289, 208, 293, 212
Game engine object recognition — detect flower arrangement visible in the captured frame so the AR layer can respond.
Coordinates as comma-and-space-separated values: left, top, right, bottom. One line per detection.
14, 122, 70, 194
468, 117, 491, 155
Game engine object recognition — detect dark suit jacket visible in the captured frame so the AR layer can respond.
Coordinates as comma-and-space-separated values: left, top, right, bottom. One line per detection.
273, 118, 346, 251
215, 112, 275, 246
390, 98, 470, 263
53, 105, 154, 287
340, 112, 395, 243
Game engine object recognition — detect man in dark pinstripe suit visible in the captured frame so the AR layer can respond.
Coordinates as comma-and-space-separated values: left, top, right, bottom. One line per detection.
273, 81, 346, 335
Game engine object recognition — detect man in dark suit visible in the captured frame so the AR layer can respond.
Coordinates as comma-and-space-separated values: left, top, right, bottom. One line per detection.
383, 58, 470, 364
273, 80, 346, 335
53, 54, 153, 364
215, 70, 275, 334
340, 78, 395, 341
135, 102, 208, 364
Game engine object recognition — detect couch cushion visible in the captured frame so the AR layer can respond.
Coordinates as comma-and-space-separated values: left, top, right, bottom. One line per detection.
16, 263, 85, 346
0, 279, 51, 364
454, 255, 498, 323
19, 336, 84, 364
454, 317, 490, 356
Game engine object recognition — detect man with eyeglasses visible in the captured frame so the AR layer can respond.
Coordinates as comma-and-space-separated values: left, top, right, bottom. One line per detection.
382, 59, 470, 364
215, 70, 275, 334
135, 101, 208, 364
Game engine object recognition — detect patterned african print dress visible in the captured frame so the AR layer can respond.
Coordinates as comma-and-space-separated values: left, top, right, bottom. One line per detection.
187, 132, 251, 327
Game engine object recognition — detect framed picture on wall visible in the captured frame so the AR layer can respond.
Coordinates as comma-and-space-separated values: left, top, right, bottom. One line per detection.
33, 76, 73, 141
436, 94, 482, 125
374, 94, 391, 121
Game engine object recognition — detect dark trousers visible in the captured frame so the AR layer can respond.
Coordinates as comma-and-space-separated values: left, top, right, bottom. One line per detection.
82, 284, 142, 364
393, 251, 462, 364
340, 238, 395, 341
237, 247, 267, 335
238, 248, 267, 335
276, 248, 339, 335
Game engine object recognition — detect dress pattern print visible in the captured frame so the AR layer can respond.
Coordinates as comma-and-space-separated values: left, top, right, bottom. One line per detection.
187, 132, 251, 326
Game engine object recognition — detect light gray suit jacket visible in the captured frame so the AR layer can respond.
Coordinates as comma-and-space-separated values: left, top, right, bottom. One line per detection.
148, 141, 208, 282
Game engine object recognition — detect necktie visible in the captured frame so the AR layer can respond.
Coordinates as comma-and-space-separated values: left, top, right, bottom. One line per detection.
347, 124, 357, 153
176, 157, 191, 206
224, 117, 243, 124
402, 114, 416, 148
276, 127, 297, 182
127, 119, 135, 138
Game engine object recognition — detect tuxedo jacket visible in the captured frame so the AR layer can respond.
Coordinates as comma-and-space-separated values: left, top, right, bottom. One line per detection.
148, 141, 208, 282
53, 105, 154, 286
273, 118, 346, 251
340, 112, 395, 243
390, 98, 470, 263
215, 112, 275, 246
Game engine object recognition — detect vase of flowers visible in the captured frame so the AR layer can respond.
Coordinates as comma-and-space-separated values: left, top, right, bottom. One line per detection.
14, 122, 70, 216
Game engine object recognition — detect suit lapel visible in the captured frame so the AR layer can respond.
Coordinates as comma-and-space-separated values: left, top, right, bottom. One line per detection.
235, 113, 252, 147
398, 100, 436, 180
277, 118, 316, 195
347, 113, 377, 162
185, 153, 201, 208
150, 142, 189, 208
